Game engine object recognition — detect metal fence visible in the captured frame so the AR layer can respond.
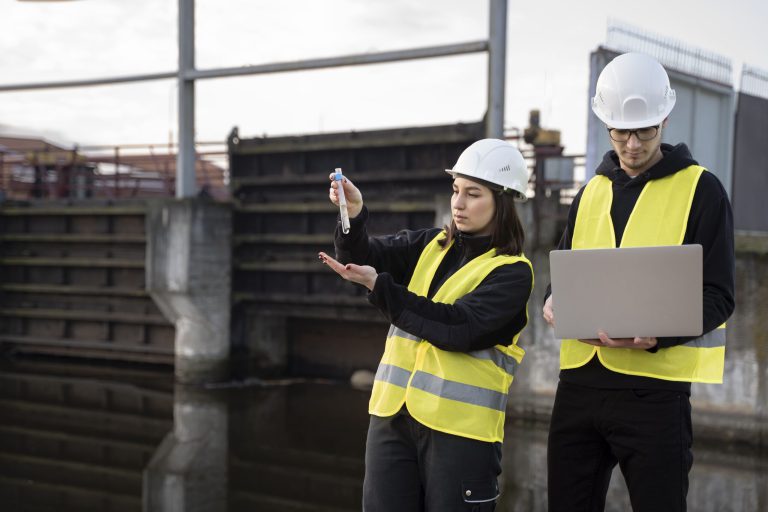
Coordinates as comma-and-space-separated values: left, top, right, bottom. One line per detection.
740, 64, 768, 100
0, 142, 229, 201
605, 19, 732, 85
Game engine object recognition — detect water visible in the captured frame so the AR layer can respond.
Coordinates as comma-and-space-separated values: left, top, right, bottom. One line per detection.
1, 359, 766, 511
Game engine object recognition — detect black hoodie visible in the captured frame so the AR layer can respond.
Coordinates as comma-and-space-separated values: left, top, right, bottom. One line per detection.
546, 143, 735, 392
335, 206, 533, 353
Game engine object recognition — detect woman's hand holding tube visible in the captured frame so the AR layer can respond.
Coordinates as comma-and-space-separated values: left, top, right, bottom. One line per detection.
328, 173, 364, 219
318, 251, 378, 291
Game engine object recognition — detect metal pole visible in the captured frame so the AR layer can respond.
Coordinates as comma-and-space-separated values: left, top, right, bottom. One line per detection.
177, 0, 196, 198
0, 42, 487, 93
114, 146, 120, 198
0, 72, 176, 93
487, 0, 507, 139
184, 41, 489, 80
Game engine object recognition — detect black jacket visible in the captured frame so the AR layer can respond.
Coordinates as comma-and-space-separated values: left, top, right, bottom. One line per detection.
546, 143, 735, 391
335, 207, 533, 353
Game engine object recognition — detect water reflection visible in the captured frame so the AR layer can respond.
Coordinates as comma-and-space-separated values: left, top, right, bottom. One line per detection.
144, 386, 228, 512
1, 360, 766, 511
0, 359, 174, 512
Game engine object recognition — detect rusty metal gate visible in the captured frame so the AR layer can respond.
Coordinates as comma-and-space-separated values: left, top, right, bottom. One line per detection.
0, 200, 175, 364
228, 122, 485, 377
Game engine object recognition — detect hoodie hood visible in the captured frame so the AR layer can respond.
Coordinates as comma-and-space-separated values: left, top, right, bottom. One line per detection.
596, 143, 699, 187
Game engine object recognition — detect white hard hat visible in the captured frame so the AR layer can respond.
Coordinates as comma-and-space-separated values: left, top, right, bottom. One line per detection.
446, 139, 529, 202
591, 52, 676, 129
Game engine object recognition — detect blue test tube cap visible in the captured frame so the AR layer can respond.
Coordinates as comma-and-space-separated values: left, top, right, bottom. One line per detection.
334, 172, 343, 181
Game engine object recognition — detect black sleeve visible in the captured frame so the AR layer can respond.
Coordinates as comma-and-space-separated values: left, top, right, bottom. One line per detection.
367, 261, 534, 352
655, 172, 735, 349
333, 205, 442, 285
544, 187, 584, 302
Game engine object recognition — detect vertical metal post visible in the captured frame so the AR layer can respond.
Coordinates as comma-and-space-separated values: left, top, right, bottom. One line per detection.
177, 0, 196, 198
487, 0, 507, 139
114, 146, 120, 198
0, 151, 5, 198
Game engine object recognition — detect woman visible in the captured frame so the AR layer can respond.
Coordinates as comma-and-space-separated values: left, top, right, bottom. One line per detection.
319, 138, 534, 512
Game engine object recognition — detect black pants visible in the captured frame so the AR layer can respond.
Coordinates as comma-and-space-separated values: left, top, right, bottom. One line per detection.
547, 381, 693, 512
363, 407, 502, 512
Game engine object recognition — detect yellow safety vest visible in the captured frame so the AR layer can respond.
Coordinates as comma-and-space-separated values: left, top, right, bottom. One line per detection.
369, 232, 533, 443
560, 164, 726, 383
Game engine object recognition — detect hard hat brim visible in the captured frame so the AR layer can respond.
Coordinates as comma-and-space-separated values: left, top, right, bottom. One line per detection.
446, 169, 528, 202
594, 110, 670, 130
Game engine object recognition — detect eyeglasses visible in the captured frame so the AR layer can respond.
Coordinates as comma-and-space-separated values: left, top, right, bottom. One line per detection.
607, 124, 660, 142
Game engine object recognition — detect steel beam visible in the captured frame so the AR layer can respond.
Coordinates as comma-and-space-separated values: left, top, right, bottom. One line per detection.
0, 42, 488, 92
487, 0, 508, 138
177, 0, 196, 198
0, 72, 175, 92
185, 41, 489, 80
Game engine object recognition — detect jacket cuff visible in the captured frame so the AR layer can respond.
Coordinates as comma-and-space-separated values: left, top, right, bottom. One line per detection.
367, 272, 405, 323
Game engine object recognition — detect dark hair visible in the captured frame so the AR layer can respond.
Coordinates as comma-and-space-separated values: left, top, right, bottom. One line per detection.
438, 188, 525, 256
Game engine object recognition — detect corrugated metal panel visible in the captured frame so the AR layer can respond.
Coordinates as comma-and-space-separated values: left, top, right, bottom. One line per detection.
732, 92, 768, 232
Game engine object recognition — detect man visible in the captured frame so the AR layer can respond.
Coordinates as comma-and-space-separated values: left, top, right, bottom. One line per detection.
543, 52, 734, 512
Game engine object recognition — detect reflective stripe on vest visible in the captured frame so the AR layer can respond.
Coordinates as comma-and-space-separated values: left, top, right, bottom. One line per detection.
409, 371, 508, 412
368, 232, 533, 443
560, 165, 727, 383
683, 324, 726, 348
388, 325, 420, 342
385, 325, 523, 378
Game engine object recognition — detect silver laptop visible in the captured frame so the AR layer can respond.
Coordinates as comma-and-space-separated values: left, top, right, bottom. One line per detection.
549, 245, 703, 339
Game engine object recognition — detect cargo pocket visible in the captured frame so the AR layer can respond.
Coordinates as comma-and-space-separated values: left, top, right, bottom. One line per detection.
461, 479, 499, 511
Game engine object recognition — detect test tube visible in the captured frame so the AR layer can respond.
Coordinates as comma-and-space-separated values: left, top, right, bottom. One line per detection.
334, 168, 350, 234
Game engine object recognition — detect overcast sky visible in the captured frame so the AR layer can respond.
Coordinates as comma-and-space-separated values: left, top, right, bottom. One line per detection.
0, 0, 766, 154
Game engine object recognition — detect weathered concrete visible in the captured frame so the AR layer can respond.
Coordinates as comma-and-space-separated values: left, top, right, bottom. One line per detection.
499, 418, 768, 511
698, 236, 768, 445
508, 195, 563, 419
241, 312, 288, 376
146, 199, 231, 384
143, 385, 228, 512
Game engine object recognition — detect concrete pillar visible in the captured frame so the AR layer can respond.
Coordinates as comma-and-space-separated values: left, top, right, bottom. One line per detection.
143, 385, 228, 512
507, 195, 563, 418
146, 198, 231, 384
